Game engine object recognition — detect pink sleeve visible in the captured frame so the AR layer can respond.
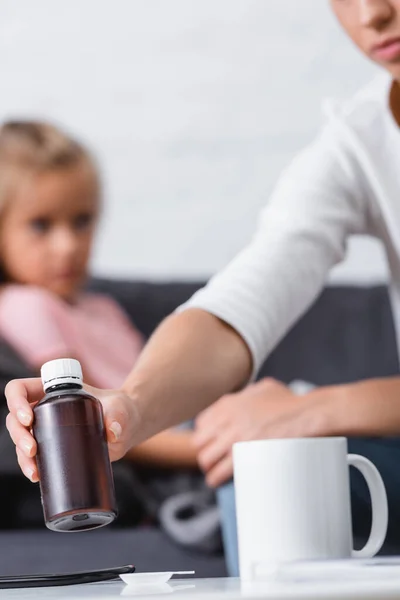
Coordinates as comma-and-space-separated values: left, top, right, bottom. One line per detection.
103, 298, 144, 342
86, 295, 144, 354
0, 287, 71, 369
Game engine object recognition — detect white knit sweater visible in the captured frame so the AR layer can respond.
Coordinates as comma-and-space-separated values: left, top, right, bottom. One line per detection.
181, 74, 400, 375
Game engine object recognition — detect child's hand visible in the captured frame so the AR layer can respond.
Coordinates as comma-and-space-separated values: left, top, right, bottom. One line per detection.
5, 378, 138, 483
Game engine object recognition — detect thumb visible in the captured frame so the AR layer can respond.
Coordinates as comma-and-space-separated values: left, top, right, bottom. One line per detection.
84, 386, 136, 461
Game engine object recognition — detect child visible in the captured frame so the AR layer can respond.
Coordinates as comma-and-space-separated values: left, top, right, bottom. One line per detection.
0, 120, 197, 473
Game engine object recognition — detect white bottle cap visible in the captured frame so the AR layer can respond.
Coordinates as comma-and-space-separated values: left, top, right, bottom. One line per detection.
41, 358, 83, 392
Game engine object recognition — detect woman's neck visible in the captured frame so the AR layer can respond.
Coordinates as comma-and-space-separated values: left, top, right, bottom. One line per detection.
390, 80, 400, 128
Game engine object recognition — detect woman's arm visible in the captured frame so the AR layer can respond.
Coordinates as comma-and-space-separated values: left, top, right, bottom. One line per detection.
313, 377, 400, 437
121, 308, 253, 445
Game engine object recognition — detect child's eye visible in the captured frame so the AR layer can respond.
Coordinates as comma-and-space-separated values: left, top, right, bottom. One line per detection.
73, 213, 95, 231
29, 218, 51, 233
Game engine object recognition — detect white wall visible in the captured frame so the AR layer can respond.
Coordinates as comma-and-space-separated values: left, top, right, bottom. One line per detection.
0, 0, 389, 283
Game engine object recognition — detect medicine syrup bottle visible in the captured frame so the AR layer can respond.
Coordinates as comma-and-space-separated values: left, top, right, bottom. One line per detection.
33, 358, 117, 532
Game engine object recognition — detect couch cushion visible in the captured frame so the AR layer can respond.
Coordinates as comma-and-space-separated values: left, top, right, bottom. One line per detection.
262, 285, 399, 385
88, 278, 204, 340
89, 279, 399, 384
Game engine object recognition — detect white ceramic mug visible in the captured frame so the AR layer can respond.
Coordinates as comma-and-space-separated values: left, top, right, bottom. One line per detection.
233, 437, 388, 580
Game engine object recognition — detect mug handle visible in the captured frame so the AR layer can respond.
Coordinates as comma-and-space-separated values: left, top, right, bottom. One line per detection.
347, 454, 388, 558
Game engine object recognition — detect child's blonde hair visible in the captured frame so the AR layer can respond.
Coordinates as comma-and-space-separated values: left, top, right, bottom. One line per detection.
0, 120, 98, 208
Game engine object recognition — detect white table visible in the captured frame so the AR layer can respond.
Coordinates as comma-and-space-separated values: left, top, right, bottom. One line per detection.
2, 576, 400, 600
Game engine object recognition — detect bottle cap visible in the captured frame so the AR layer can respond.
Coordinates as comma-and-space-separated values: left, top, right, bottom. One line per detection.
41, 358, 83, 392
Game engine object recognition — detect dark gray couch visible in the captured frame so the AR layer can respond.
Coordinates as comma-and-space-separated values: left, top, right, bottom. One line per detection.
0, 279, 398, 577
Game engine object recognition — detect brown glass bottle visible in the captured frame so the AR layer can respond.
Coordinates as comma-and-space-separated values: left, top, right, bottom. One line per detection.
33, 359, 117, 532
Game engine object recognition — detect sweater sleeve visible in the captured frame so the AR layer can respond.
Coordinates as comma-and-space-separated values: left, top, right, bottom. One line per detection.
0, 287, 71, 369
179, 123, 371, 376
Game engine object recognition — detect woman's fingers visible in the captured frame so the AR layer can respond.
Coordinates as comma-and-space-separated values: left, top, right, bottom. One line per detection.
5, 378, 43, 426
6, 413, 36, 458
193, 419, 219, 450
16, 447, 38, 483
197, 432, 232, 474
5, 378, 42, 482
205, 454, 234, 488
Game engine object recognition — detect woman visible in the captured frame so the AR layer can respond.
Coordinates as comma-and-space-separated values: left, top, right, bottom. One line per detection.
7, 0, 400, 572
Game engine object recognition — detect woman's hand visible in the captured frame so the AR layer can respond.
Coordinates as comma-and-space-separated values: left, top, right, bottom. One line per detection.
194, 378, 330, 488
5, 378, 139, 483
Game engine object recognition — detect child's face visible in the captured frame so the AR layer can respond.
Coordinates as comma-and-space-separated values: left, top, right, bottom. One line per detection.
0, 164, 99, 300
331, 0, 400, 80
